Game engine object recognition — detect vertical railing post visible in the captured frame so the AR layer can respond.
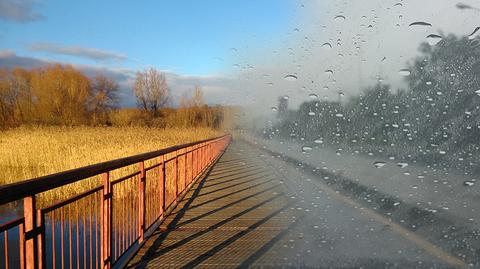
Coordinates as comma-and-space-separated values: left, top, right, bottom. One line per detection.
19, 223, 25, 269
101, 172, 111, 269
196, 146, 199, 176
159, 156, 165, 215
202, 144, 205, 170
202, 144, 205, 168
174, 153, 178, 200
190, 148, 193, 183
161, 157, 166, 213
138, 162, 146, 243
183, 149, 187, 190
191, 147, 195, 180
36, 210, 45, 269
24, 196, 37, 269
208, 143, 211, 164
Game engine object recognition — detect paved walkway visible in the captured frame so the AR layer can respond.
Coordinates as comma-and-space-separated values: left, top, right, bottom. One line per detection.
127, 141, 295, 268
127, 140, 459, 268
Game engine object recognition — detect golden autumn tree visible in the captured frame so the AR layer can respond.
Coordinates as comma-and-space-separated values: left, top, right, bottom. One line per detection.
0, 68, 34, 127
0, 69, 15, 127
30, 64, 92, 125
10, 68, 34, 123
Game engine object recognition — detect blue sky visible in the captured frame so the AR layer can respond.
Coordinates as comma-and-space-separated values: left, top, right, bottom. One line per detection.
0, 0, 296, 76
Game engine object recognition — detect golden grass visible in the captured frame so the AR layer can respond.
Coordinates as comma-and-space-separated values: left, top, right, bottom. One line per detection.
0, 126, 222, 207
0, 126, 221, 186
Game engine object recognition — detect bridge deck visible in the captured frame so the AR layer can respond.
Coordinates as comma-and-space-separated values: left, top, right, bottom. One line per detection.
127, 141, 295, 268
127, 140, 455, 269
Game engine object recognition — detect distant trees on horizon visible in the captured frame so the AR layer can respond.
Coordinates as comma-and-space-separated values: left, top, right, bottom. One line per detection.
265, 34, 480, 174
0, 64, 226, 129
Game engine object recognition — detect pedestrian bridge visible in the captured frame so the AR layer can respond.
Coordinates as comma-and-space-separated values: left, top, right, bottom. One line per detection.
0, 135, 467, 268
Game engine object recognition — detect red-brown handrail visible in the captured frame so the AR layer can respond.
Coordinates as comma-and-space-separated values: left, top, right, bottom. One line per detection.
0, 134, 231, 269
0, 135, 230, 205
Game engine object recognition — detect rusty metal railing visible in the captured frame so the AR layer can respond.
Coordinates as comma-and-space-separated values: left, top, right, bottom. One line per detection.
0, 134, 231, 269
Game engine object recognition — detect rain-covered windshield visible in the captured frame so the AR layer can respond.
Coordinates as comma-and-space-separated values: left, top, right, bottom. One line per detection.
236, 1, 480, 268
1, 0, 480, 268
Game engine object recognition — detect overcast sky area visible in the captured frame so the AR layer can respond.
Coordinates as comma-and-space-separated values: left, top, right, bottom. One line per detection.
0, 0, 478, 111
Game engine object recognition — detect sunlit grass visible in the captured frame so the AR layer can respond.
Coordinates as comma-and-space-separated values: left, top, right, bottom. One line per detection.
0, 126, 221, 204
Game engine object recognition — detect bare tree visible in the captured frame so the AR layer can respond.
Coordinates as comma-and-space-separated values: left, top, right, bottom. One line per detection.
133, 68, 169, 116
191, 85, 204, 107
90, 75, 119, 124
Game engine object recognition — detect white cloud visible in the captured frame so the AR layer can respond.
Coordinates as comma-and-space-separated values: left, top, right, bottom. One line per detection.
28, 43, 128, 62
0, 0, 43, 22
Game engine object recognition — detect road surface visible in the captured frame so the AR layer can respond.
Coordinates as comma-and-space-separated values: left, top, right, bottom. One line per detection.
128, 140, 465, 268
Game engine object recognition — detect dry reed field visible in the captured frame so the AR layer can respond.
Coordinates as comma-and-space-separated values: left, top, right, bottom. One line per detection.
0, 126, 221, 203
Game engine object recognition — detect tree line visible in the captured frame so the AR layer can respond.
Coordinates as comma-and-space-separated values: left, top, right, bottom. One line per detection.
266, 34, 480, 174
0, 64, 225, 129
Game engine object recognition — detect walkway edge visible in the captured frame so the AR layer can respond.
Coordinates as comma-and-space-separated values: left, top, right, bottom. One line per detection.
239, 137, 478, 267
117, 142, 231, 269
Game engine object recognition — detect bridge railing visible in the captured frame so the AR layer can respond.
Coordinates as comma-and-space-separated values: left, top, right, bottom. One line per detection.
0, 134, 231, 269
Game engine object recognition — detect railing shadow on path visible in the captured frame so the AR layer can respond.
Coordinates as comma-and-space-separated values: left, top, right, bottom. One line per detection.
127, 141, 296, 268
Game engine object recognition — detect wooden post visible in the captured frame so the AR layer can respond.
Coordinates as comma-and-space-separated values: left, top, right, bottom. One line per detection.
138, 162, 146, 243
23, 196, 36, 269
161, 158, 166, 213
190, 149, 193, 183
19, 223, 25, 269
101, 172, 111, 269
174, 154, 178, 199
36, 209, 45, 269
159, 156, 165, 215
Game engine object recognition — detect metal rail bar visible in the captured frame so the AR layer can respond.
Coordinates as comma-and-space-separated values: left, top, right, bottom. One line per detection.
0, 135, 230, 205
0, 134, 231, 269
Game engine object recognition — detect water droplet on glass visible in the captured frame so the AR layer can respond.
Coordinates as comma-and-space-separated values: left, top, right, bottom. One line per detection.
409, 21, 432, 27
302, 146, 313, 152
284, 74, 298, 81
456, 3, 473, 10
271, 107, 278, 112
398, 69, 411, 76
335, 113, 344, 118
374, 161, 386, 168
464, 180, 475, 187
321, 42, 332, 49
397, 162, 408, 168
468, 27, 480, 40
469, 39, 480, 48
334, 15, 346, 21
426, 81, 432, 85
308, 111, 316, 116
324, 69, 334, 75
426, 34, 443, 45
314, 139, 323, 144
309, 93, 318, 99
475, 89, 480, 96
283, 95, 290, 100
